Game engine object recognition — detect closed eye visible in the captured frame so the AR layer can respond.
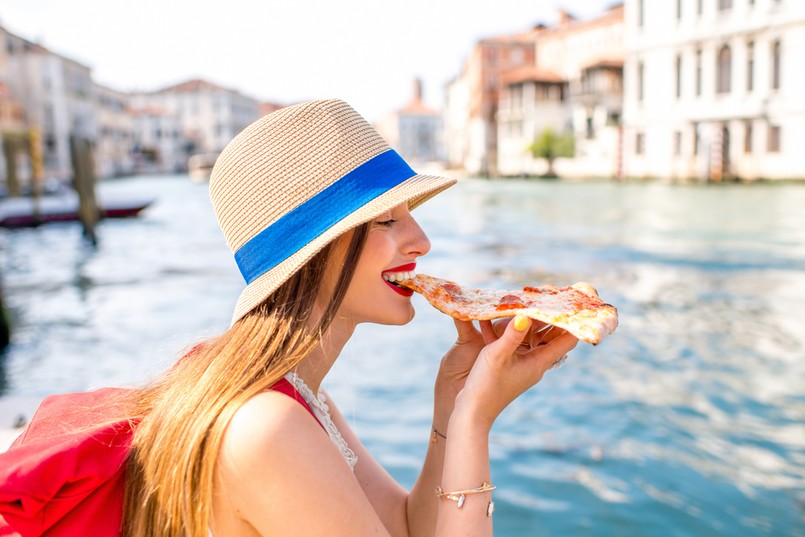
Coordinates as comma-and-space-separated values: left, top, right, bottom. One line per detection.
375, 219, 397, 228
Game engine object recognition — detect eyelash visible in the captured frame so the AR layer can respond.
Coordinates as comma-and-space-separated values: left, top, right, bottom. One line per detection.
376, 219, 397, 228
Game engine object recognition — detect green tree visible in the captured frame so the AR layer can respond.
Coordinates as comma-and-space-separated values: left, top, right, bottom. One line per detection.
528, 128, 575, 178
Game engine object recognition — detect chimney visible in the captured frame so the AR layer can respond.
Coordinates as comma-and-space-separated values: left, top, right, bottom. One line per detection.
557, 9, 575, 26
413, 78, 423, 102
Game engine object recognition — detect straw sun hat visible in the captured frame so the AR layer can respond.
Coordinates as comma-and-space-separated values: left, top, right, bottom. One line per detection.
209, 99, 456, 323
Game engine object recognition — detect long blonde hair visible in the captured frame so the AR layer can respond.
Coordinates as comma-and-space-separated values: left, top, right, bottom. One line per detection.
122, 223, 370, 536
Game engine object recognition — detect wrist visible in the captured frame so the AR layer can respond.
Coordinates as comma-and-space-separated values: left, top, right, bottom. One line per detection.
433, 377, 458, 422
448, 400, 493, 438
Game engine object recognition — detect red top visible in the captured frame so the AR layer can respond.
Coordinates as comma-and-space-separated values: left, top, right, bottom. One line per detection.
0, 378, 319, 537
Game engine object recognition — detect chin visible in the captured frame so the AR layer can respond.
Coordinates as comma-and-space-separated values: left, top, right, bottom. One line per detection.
375, 307, 416, 326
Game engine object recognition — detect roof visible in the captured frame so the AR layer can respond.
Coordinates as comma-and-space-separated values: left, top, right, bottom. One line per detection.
536, 4, 624, 39
480, 28, 540, 46
500, 65, 566, 85
582, 58, 625, 71
400, 97, 438, 116
156, 78, 232, 94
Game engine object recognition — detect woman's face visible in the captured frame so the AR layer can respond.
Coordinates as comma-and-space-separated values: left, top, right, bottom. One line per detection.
337, 203, 431, 326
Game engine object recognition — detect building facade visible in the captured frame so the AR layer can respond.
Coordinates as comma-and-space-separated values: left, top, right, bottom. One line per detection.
129, 106, 186, 174
444, 31, 537, 176
94, 83, 135, 177
136, 79, 261, 158
496, 67, 569, 176
497, 6, 625, 178
623, 0, 805, 181
1, 27, 96, 184
375, 79, 443, 164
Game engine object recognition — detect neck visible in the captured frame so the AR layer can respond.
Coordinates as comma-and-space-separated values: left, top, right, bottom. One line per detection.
294, 314, 355, 395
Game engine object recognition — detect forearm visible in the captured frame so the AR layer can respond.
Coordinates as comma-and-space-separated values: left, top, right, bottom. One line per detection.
406, 381, 455, 537
434, 406, 493, 537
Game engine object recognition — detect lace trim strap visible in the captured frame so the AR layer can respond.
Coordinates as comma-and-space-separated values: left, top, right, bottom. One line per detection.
284, 373, 358, 471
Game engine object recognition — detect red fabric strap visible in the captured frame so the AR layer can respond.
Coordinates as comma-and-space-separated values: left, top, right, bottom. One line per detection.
269, 377, 325, 430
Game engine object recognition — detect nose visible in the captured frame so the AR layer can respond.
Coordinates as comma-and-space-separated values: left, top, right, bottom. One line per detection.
403, 214, 431, 257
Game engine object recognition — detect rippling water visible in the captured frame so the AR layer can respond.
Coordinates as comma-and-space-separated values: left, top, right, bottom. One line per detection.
2, 175, 804, 536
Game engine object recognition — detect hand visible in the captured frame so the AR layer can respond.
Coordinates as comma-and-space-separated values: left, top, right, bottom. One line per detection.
454, 315, 579, 429
434, 319, 486, 408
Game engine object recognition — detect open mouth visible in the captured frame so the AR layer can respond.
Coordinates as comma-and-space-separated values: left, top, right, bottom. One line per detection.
382, 264, 416, 296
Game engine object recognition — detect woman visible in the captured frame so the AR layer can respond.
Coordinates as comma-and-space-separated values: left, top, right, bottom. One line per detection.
1, 99, 576, 537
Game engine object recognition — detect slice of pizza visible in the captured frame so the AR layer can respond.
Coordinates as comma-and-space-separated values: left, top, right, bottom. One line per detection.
398, 274, 618, 345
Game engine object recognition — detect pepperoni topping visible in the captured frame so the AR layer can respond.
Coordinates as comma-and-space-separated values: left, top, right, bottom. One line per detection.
495, 294, 526, 311
443, 282, 463, 297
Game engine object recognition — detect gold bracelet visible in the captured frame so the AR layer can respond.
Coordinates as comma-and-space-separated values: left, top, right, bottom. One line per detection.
430, 427, 448, 444
435, 482, 496, 510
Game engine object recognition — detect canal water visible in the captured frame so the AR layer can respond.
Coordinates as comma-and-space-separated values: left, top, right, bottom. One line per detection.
1, 175, 804, 536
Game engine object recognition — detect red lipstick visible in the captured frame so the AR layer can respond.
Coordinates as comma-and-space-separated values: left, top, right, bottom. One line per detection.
382, 263, 416, 297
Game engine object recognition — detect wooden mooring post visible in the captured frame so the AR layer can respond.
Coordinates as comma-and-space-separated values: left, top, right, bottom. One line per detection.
69, 135, 100, 245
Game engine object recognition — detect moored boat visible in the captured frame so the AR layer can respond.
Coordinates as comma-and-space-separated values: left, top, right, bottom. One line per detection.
0, 191, 154, 228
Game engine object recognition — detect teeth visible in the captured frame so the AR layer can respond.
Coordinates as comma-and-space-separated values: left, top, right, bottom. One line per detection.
383, 271, 416, 282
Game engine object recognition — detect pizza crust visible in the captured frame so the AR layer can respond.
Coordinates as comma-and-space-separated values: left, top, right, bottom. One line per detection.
400, 274, 618, 345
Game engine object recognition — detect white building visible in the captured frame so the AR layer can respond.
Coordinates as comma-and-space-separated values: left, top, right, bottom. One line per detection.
443, 74, 471, 173
135, 79, 261, 158
623, 0, 805, 181
497, 67, 569, 176
1, 28, 95, 183
94, 83, 135, 178
375, 79, 443, 164
130, 106, 185, 174
497, 6, 625, 178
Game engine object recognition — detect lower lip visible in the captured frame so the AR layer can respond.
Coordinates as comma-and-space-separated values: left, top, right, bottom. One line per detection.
384, 280, 414, 297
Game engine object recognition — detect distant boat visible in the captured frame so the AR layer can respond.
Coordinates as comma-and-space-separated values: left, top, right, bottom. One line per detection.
0, 191, 154, 228
187, 153, 219, 182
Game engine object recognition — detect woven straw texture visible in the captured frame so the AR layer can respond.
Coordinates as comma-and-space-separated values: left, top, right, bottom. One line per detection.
209, 99, 456, 323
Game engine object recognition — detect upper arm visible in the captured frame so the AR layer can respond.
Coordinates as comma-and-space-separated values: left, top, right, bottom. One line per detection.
213, 391, 392, 537
324, 391, 410, 537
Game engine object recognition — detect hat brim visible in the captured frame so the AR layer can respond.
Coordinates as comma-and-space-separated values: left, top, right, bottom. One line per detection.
230, 173, 456, 324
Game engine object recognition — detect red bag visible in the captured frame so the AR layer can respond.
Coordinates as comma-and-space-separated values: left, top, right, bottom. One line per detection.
0, 378, 317, 536
0, 388, 135, 537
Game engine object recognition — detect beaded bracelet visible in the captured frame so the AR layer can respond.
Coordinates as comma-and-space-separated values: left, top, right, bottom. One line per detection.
435, 482, 496, 515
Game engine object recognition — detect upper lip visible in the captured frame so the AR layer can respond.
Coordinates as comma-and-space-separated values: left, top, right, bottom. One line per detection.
383, 262, 417, 274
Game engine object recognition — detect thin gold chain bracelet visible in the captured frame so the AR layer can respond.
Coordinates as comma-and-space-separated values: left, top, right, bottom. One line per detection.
435, 481, 496, 514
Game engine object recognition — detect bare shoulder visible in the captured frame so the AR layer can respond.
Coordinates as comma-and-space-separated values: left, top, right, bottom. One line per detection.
221, 389, 319, 460
213, 391, 390, 536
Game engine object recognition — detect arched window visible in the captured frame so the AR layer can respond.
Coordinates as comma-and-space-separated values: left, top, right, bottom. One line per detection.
717, 44, 732, 94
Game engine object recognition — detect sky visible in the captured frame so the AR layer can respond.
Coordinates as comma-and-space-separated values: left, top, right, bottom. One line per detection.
0, 0, 618, 122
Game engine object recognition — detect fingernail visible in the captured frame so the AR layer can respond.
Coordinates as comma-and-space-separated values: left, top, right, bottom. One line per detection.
514, 315, 529, 331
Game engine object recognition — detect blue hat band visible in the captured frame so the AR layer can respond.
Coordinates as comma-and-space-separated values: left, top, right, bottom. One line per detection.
234, 149, 416, 284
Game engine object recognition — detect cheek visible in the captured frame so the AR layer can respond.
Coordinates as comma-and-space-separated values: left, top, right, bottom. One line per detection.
358, 232, 395, 271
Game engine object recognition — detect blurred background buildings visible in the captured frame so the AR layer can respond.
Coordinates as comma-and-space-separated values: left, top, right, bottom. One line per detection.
0, 0, 803, 190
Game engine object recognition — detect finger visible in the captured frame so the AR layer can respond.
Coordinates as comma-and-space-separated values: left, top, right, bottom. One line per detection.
534, 331, 579, 362
453, 318, 480, 343
485, 317, 513, 341
485, 315, 531, 355
533, 325, 567, 346
479, 319, 497, 345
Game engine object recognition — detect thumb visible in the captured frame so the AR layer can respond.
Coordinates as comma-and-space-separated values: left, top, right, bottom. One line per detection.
487, 315, 531, 355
